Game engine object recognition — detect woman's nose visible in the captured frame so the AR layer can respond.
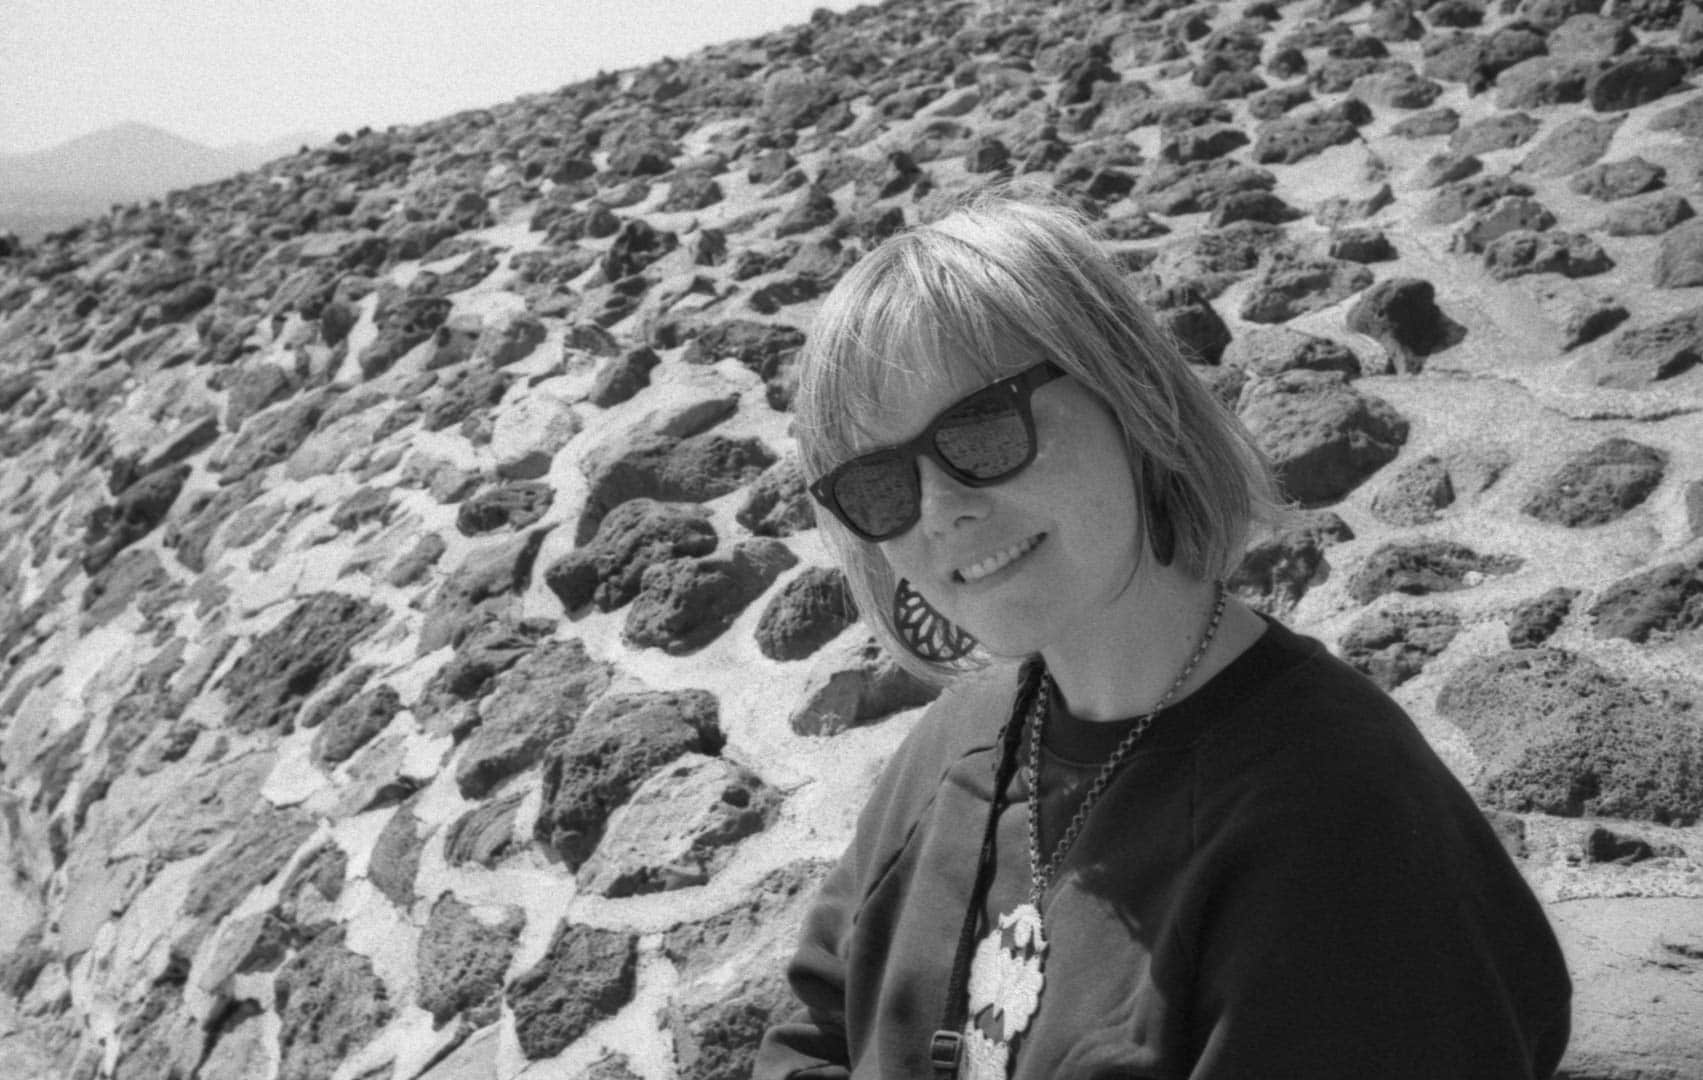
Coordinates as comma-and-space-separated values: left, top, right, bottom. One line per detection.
915, 456, 988, 533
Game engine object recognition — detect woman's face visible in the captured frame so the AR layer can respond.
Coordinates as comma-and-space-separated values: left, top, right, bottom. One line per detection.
865, 355, 1147, 661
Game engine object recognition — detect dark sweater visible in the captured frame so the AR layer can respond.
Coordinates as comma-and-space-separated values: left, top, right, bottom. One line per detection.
756, 619, 1571, 1079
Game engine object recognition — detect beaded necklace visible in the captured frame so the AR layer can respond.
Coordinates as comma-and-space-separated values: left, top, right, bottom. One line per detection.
948, 582, 1228, 1080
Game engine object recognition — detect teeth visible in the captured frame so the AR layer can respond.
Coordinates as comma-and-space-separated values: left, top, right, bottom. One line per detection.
957, 535, 1042, 583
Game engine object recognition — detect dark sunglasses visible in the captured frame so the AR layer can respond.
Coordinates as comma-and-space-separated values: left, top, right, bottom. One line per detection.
809, 361, 1065, 541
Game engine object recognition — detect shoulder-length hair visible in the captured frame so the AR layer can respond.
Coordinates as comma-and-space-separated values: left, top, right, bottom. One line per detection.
792, 189, 1279, 684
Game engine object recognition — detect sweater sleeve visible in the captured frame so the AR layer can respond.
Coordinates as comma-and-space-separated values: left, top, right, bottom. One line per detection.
1181, 747, 1571, 1080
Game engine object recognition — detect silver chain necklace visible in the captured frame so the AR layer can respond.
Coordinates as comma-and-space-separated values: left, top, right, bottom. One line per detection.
956, 581, 1229, 1080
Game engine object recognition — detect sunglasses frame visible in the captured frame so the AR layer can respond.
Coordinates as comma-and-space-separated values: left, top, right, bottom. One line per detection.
809, 360, 1066, 542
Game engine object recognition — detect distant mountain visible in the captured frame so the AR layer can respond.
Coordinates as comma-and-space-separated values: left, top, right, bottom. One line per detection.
0, 122, 322, 239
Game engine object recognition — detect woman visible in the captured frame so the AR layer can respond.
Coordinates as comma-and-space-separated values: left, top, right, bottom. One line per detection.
755, 194, 1570, 1079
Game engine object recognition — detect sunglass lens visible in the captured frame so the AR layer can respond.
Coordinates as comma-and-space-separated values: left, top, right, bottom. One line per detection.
834, 457, 918, 539
934, 395, 1030, 480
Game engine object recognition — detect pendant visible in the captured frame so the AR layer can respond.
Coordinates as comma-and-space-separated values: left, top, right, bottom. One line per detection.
961, 903, 1047, 1078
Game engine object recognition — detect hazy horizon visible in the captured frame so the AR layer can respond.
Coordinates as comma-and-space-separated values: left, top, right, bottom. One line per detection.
1, 0, 868, 156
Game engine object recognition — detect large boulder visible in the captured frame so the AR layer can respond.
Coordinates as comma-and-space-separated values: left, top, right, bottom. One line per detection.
1237, 372, 1409, 506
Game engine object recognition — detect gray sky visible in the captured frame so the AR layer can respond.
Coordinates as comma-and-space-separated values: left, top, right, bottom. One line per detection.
1, 0, 866, 153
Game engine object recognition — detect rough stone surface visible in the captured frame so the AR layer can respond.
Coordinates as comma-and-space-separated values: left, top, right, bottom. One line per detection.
1345, 278, 1461, 372
1221, 327, 1361, 378
367, 801, 427, 910
1588, 561, 1703, 643
1436, 649, 1703, 822
544, 499, 718, 613
417, 528, 550, 656
443, 793, 524, 868
1521, 437, 1667, 527
275, 927, 395, 1080
1587, 308, 1703, 387
623, 539, 798, 654
577, 431, 778, 544
788, 635, 940, 735
536, 688, 722, 867
312, 683, 402, 766
416, 892, 525, 1029
576, 753, 780, 897
507, 923, 637, 1060
1338, 606, 1463, 689
754, 566, 859, 661
1345, 541, 1523, 604
1237, 372, 1409, 506
1369, 455, 1455, 525
1238, 253, 1373, 324
1655, 220, 1703, 289
455, 638, 611, 799
735, 457, 816, 537
218, 592, 385, 733
1508, 587, 1579, 648
1229, 510, 1355, 615
455, 480, 555, 536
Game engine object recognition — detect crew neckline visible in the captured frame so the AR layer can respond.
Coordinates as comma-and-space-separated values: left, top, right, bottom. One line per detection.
1039, 615, 1306, 766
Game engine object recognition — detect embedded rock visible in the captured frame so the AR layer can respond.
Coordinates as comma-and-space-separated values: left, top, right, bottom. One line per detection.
1521, 115, 1622, 176
215, 397, 326, 483
1483, 230, 1613, 280
1345, 540, 1523, 604
1238, 253, 1373, 323
576, 753, 779, 897
1436, 648, 1703, 822
455, 638, 611, 799
1251, 102, 1366, 163
1338, 606, 1462, 690
218, 592, 385, 734
1228, 509, 1354, 615
545, 499, 718, 613
1655, 220, 1703, 288
179, 805, 316, 947
1220, 327, 1360, 378
1588, 561, 1703, 643
623, 539, 799, 654
588, 347, 660, 407
1521, 437, 1667, 526
1450, 112, 1541, 155
1452, 196, 1557, 254
312, 683, 401, 767
1508, 586, 1578, 647
275, 927, 395, 1080
416, 528, 550, 655
1586, 308, 1703, 387
1599, 191, 1694, 236
1237, 371, 1409, 505
735, 457, 816, 538
454, 480, 554, 536
788, 635, 940, 735
416, 892, 525, 1029
1345, 278, 1462, 372
535, 688, 722, 867
1493, 55, 1595, 108
1569, 156, 1666, 201
1426, 173, 1535, 225
755, 566, 859, 661
444, 793, 524, 868
414, 614, 555, 738
81, 547, 175, 630
507, 923, 637, 1059
1369, 455, 1455, 525
360, 293, 452, 378
368, 801, 427, 910
1586, 46, 1688, 110
491, 391, 581, 480
577, 430, 778, 544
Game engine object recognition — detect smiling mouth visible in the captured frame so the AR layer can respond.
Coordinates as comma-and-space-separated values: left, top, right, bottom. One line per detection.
953, 534, 1045, 584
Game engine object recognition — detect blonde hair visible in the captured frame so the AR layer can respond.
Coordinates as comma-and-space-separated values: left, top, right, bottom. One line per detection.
793, 190, 1278, 683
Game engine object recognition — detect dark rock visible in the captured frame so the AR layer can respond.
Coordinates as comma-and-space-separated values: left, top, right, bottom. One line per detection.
421, 367, 510, 433
416, 528, 550, 656
368, 802, 426, 909
1328, 227, 1396, 262
416, 893, 524, 1028
1561, 297, 1631, 351
1599, 192, 1695, 236
1352, 66, 1444, 108
1222, 327, 1361, 378
1247, 83, 1314, 120
216, 397, 325, 483
1239, 253, 1373, 324
180, 806, 316, 938
663, 173, 725, 213
1521, 437, 1667, 526
1648, 92, 1703, 139
774, 185, 838, 238
1417, 151, 1484, 190
1421, 24, 1548, 91
1548, 13, 1639, 60
359, 294, 451, 378
535, 688, 721, 867
790, 633, 942, 735
1238, 371, 1409, 506
1588, 308, 1703, 387
1586, 46, 1688, 111
455, 481, 554, 536
1251, 102, 1366, 163
1588, 561, 1703, 643
1151, 284, 1232, 363
1450, 111, 1541, 155
755, 566, 858, 660
1346, 540, 1523, 603
444, 793, 524, 868
589, 347, 661, 407
1209, 190, 1302, 227
1391, 106, 1461, 137
1518, 0, 1600, 33
1339, 606, 1462, 689
1436, 648, 1703, 822
312, 683, 401, 766
507, 923, 637, 1059
1426, 173, 1534, 225
602, 219, 679, 281
1370, 455, 1456, 525
414, 614, 554, 738
735, 457, 816, 537
1655, 220, 1703, 288
1508, 586, 1579, 647
546, 499, 717, 613
624, 539, 799, 654
1452, 195, 1557, 253
1493, 56, 1595, 107
218, 592, 384, 734
1346, 277, 1464, 372
1483, 230, 1613, 280
387, 532, 447, 588
1582, 826, 1661, 863
1134, 159, 1278, 216
82, 463, 189, 575
577, 430, 777, 544
275, 927, 395, 1080
1520, 115, 1622, 175
1159, 123, 1250, 163
1228, 509, 1354, 615
455, 638, 611, 799
224, 364, 299, 432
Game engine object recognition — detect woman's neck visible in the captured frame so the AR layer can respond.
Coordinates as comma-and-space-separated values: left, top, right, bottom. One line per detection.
1039, 570, 1264, 723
